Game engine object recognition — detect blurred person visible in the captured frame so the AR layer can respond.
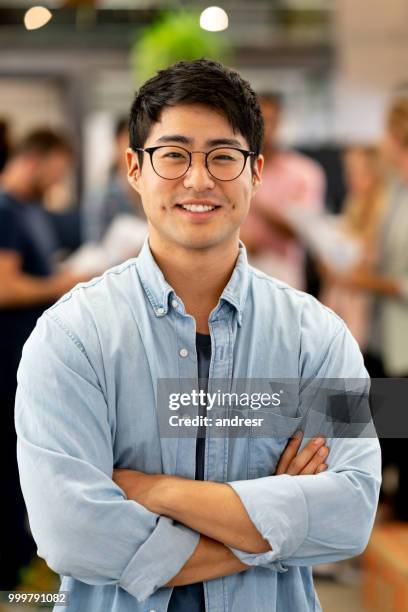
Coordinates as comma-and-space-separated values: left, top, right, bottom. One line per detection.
15, 59, 380, 612
70, 117, 148, 278
0, 128, 83, 589
323, 98, 408, 521
325, 103, 408, 376
239, 93, 325, 290
84, 116, 145, 242
319, 145, 387, 348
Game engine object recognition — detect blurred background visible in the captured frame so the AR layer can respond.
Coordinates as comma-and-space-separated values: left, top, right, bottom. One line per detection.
1, 1, 408, 610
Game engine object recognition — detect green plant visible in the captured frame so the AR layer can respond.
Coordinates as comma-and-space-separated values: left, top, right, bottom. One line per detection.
130, 11, 232, 85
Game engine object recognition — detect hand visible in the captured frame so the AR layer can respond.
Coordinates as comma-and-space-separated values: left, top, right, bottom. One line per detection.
275, 433, 329, 476
112, 468, 168, 513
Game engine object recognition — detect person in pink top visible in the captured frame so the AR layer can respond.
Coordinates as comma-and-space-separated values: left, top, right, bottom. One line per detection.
240, 93, 325, 290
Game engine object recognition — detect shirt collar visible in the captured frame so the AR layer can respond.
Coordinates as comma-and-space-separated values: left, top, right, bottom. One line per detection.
136, 237, 249, 326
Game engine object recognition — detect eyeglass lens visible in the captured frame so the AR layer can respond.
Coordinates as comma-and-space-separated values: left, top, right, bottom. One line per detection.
151, 146, 247, 180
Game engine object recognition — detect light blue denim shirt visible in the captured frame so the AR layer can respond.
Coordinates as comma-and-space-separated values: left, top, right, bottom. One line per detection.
15, 239, 381, 612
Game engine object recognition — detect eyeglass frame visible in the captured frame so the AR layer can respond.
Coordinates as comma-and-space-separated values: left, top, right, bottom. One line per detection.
133, 145, 257, 181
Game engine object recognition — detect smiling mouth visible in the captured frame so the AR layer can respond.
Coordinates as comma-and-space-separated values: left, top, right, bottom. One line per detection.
180, 203, 216, 212
175, 202, 222, 214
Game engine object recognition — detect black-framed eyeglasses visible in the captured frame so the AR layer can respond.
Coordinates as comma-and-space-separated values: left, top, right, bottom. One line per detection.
133, 145, 257, 181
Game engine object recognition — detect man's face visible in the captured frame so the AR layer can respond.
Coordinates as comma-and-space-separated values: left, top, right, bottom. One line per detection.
32, 150, 72, 199
126, 103, 263, 252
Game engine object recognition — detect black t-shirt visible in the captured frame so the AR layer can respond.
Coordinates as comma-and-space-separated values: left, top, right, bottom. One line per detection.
0, 191, 58, 398
168, 332, 211, 612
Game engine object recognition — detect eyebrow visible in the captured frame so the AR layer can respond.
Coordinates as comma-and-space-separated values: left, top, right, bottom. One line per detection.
155, 135, 191, 145
154, 134, 245, 148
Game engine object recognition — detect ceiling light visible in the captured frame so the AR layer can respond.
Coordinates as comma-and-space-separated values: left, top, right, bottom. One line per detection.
24, 6, 53, 31
200, 6, 229, 32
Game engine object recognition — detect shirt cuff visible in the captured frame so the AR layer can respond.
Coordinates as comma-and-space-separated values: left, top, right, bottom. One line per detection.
119, 515, 200, 601
227, 475, 308, 567
227, 546, 288, 571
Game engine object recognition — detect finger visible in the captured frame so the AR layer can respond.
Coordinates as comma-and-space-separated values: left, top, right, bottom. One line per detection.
275, 431, 303, 475
299, 446, 329, 475
315, 463, 328, 474
286, 437, 325, 475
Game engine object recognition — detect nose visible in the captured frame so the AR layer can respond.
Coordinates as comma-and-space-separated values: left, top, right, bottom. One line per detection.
183, 153, 215, 191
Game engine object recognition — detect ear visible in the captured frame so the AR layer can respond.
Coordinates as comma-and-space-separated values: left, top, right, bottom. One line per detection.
251, 154, 264, 195
126, 147, 142, 194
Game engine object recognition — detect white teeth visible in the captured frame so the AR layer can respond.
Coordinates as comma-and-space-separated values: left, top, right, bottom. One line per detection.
181, 204, 215, 212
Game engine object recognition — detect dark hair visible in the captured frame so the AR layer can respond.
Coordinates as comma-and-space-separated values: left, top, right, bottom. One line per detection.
129, 58, 264, 169
12, 128, 73, 159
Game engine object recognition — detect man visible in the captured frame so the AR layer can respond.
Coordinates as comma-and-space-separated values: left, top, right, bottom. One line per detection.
84, 116, 145, 242
240, 93, 325, 290
324, 96, 408, 522
0, 129, 81, 589
16, 60, 380, 611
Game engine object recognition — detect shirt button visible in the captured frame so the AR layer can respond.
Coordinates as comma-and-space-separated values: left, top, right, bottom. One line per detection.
179, 348, 189, 358
156, 307, 165, 316
171, 299, 178, 308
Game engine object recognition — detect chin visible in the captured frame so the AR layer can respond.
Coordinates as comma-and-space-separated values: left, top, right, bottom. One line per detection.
179, 238, 220, 250
180, 232, 236, 251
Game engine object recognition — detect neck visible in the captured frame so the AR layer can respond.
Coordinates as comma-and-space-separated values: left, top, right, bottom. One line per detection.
149, 230, 240, 333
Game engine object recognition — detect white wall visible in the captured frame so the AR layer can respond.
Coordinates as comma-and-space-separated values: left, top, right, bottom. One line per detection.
0, 77, 65, 142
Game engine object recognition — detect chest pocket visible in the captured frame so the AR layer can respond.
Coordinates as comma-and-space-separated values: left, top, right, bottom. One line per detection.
248, 409, 303, 479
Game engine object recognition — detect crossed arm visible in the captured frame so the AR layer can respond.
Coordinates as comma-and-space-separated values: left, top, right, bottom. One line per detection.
113, 434, 329, 586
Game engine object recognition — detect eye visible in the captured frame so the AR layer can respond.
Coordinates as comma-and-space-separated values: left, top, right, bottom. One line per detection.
209, 149, 241, 163
163, 151, 185, 159
213, 154, 235, 161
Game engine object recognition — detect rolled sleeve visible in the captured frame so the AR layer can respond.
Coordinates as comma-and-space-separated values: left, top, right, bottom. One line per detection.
227, 438, 380, 569
226, 312, 381, 570
120, 516, 199, 601
15, 312, 198, 602
227, 475, 308, 568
